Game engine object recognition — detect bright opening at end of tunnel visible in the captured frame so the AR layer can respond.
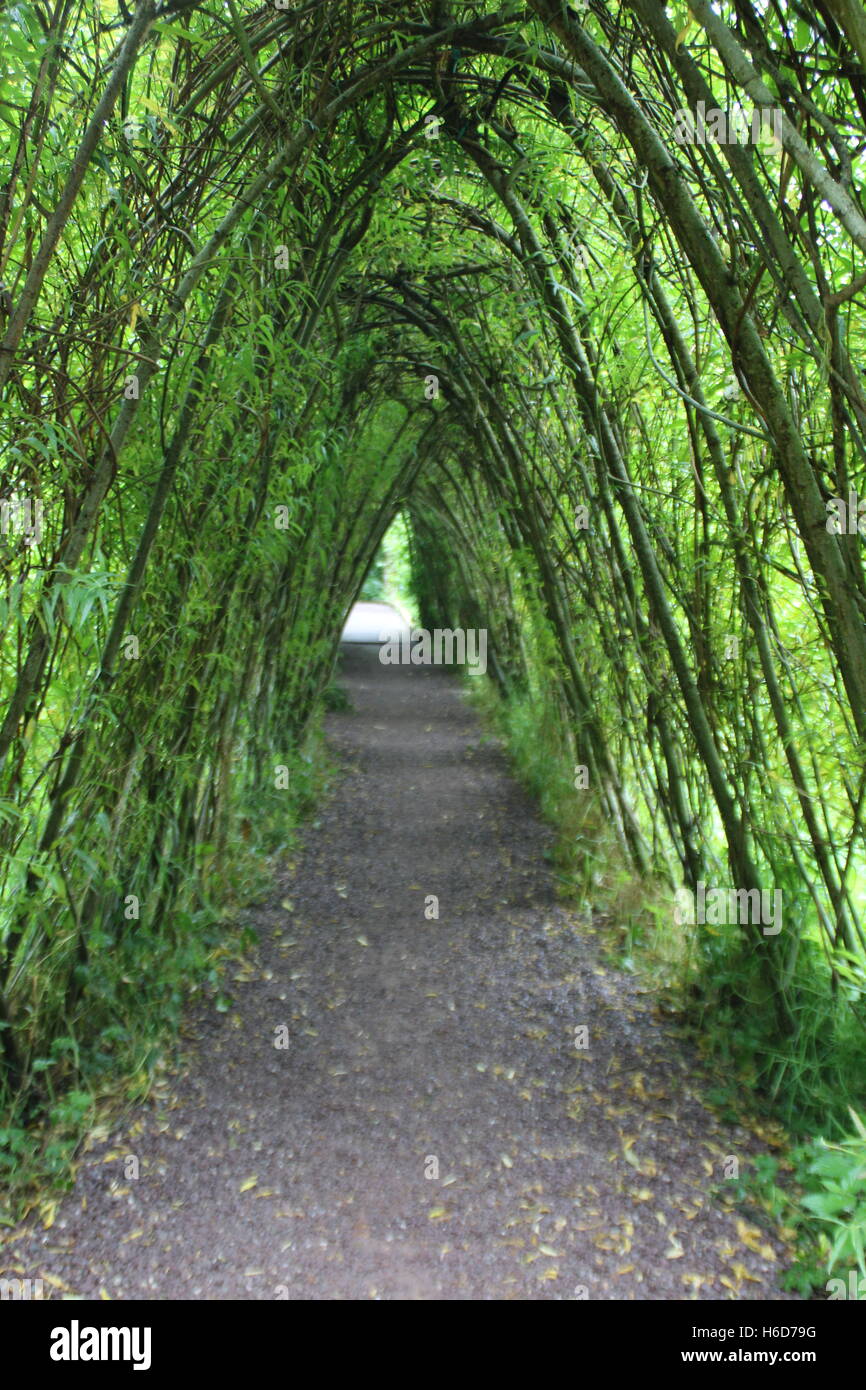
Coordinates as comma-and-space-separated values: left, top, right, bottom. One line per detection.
342, 510, 418, 642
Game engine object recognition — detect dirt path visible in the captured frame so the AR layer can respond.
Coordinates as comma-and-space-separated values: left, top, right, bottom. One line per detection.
3, 645, 793, 1300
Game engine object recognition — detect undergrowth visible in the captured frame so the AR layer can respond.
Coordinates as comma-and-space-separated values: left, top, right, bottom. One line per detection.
468, 672, 866, 1300
0, 712, 336, 1227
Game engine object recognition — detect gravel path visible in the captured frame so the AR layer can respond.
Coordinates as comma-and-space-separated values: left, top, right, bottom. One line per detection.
2, 644, 794, 1300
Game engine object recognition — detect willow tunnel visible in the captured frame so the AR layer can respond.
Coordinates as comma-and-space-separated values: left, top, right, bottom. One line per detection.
1, 0, 865, 1251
